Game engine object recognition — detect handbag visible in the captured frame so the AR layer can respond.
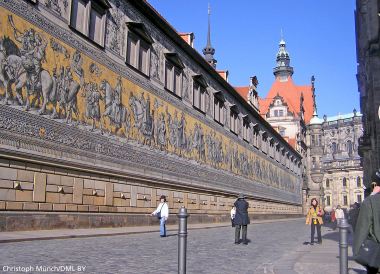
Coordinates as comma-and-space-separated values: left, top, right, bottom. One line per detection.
157, 203, 164, 220
355, 239, 380, 268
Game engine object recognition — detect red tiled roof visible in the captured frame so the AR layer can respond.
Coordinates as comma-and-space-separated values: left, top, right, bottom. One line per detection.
217, 70, 229, 81
234, 86, 249, 101
288, 138, 296, 149
258, 76, 313, 124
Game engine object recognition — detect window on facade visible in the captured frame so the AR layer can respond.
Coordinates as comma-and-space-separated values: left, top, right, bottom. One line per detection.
279, 130, 285, 136
252, 127, 259, 148
357, 194, 362, 203
347, 140, 353, 154
274, 110, 278, 117
243, 117, 250, 142
311, 135, 315, 146
357, 177, 361, 187
332, 142, 337, 154
326, 196, 331, 206
192, 75, 207, 113
343, 177, 347, 187
164, 53, 184, 97
70, 0, 110, 46
126, 22, 154, 76
319, 157, 322, 168
318, 135, 322, 146
326, 179, 330, 188
279, 110, 284, 116
343, 195, 348, 206
230, 111, 239, 134
312, 157, 316, 169
214, 97, 224, 125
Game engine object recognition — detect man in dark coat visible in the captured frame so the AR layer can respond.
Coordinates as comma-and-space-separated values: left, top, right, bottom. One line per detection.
353, 170, 380, 273
233, 193, 250, 245
348, 202, 360, 234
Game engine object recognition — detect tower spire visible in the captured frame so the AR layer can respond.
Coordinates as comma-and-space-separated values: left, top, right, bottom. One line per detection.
273, 28, 293, 81
203, 3, 217, 68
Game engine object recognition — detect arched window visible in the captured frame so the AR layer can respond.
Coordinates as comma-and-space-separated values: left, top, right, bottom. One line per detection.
343, 177, 347, 187
357, 177, 361, 187
332, 142, 337, 154
326, 178, 330, 188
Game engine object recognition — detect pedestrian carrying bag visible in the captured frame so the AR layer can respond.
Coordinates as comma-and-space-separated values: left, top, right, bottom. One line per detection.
355, 239, 380, 268
157, 203, 164, 220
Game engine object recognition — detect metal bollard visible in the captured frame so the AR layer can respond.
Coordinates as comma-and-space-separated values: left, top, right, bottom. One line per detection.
177, 206, 190, 274
338, 218, 350, 274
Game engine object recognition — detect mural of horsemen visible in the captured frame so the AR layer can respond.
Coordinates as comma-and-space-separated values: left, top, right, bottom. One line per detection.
0, 12, 301, 195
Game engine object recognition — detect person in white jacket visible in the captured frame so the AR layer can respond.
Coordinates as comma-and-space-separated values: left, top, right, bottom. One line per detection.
150, 195, 169, 237
335, 205, 345, 225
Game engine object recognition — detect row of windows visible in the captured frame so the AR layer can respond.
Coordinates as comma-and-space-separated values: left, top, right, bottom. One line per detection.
330, 140, 353, 154
325, 177, 362, 188
69, 0, 300, 172
325, 194, 362, 206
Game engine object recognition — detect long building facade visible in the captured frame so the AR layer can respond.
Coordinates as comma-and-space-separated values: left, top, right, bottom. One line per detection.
355, 0, 380, 196
0, 0, 303, 231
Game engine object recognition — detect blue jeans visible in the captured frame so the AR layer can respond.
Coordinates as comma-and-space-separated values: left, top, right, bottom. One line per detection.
311, 220, 322, 243
160, 217, 167, 237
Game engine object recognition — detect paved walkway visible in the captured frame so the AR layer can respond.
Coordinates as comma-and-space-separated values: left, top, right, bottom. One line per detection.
0, 218, 370, 273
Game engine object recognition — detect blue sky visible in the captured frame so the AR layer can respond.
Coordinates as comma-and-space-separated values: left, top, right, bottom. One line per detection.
147, 0, 359, 118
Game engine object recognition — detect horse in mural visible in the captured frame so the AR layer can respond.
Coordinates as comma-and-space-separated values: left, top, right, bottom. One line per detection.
0, 35, 57, 116
128, 91, 154, 145
99, 79, 131, 138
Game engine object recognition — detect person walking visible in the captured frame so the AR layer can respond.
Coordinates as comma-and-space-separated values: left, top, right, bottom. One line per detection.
353, 171, 380, 274
233, 193, 250, 245
331, 207, 337, 230
349, 202, 360, 234
335, 205, 344, 225
230, 206, 236, 227
150, 195, 169, 237
306, 198, 324, 245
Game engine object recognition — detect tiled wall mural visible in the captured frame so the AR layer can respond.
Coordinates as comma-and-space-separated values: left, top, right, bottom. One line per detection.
0, 1, 301, 205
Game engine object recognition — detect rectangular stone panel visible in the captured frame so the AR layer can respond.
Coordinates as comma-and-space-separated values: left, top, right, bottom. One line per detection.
94, 180, 105, 190
0, 189, 16, 201
96, 190, 105, 197
0, 179, 13, 189
18, 182, 34, 191
39, 203, 53, 211
6, 201, 23, 210
9, 160, 26, 170
73, 178, 84, 204
105, 182, 113, 206
66, 204, 77, 211
77, 205, 89, 211
17, 170, 34, 182
83, 195, 94, 205
130, 186, 137, 207
61, 176, 74, 186
46, 192, 60, 204
88, 205, 99, 212
60, 194, 73, 204
33, 173, 47, 202
0, 201, 5, 209
47, 174, 60, 185
53, 204, 66, 211
45, 185, 57, 193
0, 167, 17, 181
94, 196, 104, 206
15, 190, 33, 202
23, 202, 39, 210
83, 179, 95, 189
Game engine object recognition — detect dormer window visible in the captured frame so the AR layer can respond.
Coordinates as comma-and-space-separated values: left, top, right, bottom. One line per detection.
70, 0, 111, 46
230, 105, 239, 134
193, 75, 207, 113
279, 110, 284, 116
164, 53, 184, 98
126, 22, 154, 76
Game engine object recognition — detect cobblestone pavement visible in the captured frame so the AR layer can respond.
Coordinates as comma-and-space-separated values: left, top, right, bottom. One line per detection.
0, 219, 368, 274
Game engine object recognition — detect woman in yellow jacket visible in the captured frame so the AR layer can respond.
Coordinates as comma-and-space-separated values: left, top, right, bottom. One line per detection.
306, 198, 324, 245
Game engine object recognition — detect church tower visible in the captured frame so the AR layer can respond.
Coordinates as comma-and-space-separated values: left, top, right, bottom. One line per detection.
273, 28, 293, 81
203, 4, 217, 68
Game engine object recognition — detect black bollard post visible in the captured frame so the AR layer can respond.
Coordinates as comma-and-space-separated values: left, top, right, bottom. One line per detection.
177, 206, 190, 274
338, 218, 349, 274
